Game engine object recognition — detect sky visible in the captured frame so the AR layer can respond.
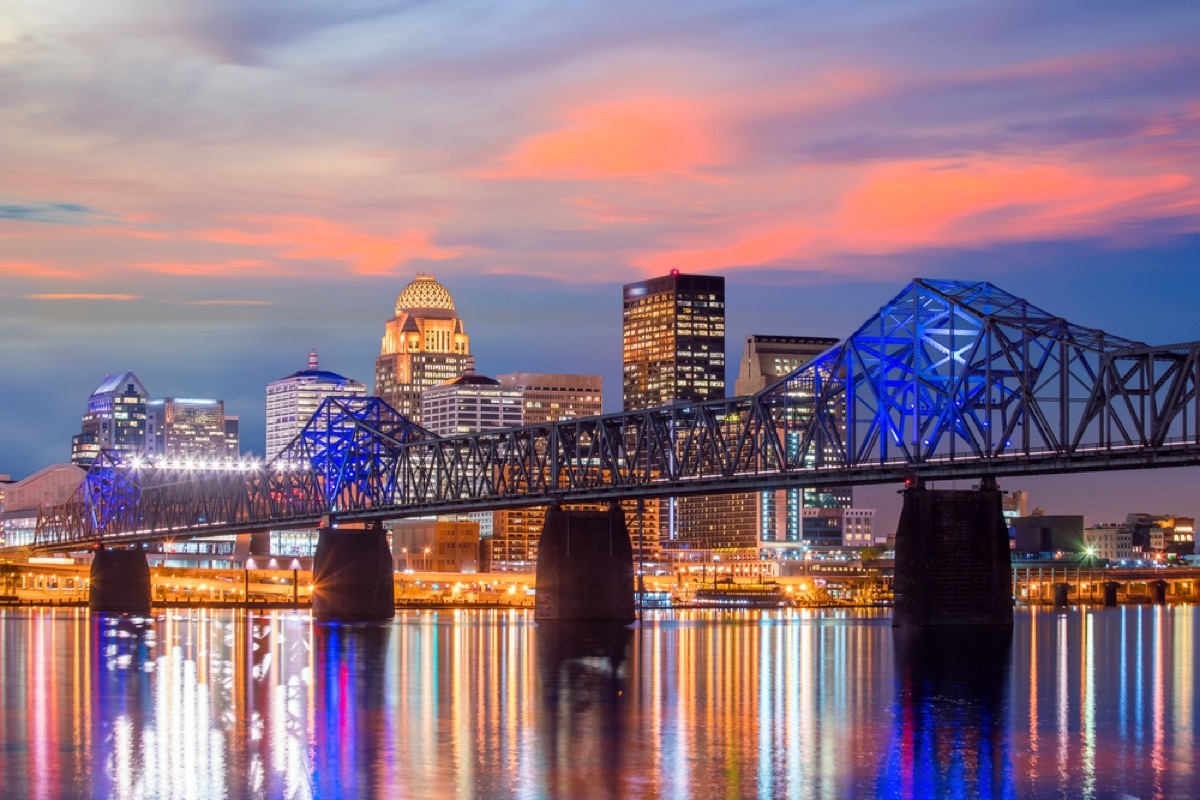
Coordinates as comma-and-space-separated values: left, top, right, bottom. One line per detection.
2, 1, 1199, 529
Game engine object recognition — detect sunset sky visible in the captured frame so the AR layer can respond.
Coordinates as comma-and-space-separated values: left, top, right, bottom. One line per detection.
3, 1, 1199, 526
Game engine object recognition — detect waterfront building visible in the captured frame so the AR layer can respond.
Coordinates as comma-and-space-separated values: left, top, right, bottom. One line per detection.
265, 350, 365, 459
70, 371, 149, 467
1011, 513, 1085, 556
421, 374, 523, 437
390, 517, 481, 573
0, 464, 85, 548
374, 274, 474, 425
146, 398, 230, 460
1084, 524, 1134, 562
1124, 513, 1195, 558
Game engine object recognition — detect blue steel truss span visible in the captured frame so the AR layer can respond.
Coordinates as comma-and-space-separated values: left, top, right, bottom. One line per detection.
35, 279, 1200, 549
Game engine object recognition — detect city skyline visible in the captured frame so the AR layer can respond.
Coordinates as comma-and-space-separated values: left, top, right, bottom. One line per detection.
3, 2, 1200, 527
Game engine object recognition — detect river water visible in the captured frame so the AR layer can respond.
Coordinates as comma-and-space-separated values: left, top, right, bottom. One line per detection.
0, 606, 1195, 799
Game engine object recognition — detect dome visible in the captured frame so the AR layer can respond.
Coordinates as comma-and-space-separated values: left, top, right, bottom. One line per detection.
396, 274, 456, 314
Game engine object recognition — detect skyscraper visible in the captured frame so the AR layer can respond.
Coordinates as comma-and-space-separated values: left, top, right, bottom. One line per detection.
71, 371, 149, 467
375, 274, 474, 424
146, 398, 230, 460
265, 350, 365, 459
622, 271, 725, 411
622, 272, 726, 561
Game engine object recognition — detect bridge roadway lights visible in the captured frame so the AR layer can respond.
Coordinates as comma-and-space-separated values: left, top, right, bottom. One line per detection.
535, 504, 635, 624
89, 546, 152, 616
311, 522, 395, 622
892, 478, 1013, 628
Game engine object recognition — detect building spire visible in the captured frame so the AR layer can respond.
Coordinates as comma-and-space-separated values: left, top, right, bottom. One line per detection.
308, 349, 319, 370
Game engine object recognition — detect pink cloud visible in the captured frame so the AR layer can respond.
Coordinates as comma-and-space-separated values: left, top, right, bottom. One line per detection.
483, 98, 727, 180
25, 293, 140, 301
635, 157, 1198, 273
199, 216, 463, 275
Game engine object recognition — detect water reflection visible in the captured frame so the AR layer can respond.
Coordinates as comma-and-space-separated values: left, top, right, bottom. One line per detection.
0, 607, 1197, 798
883, 626, 1013, 798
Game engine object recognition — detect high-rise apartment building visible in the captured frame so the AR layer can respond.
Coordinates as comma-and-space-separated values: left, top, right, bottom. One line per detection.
375, 274, 474, 424
622, 271, 725, 411
265, 350, 365, 459
146, 398, 230, 460
70, 371, 149, 467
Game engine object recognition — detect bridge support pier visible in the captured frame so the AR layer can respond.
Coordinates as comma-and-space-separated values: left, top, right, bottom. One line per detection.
893, 479, 1013, 628
312, 522, 395, 622
1151, 579, 1168, 605
1103, 581, 1120, 607
535, 505, 635, 624
89, 546, 152, 616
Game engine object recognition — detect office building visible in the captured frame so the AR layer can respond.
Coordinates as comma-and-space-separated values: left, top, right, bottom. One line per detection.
265, 350, 365, 459
421, 374, 523, 437
733, 335, 838, 396
70, 371, 149, 467
622, 272, 725, 560
146, 398, 230, 460
375, 274, 475, 424
496, 372, 603, 424
623, 271, 725, 411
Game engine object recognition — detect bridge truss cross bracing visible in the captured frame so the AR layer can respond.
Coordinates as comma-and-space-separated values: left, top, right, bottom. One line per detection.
35, 279, 1200, 550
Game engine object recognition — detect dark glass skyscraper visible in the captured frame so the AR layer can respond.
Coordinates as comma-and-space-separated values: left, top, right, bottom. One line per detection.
622, 271, 725, 411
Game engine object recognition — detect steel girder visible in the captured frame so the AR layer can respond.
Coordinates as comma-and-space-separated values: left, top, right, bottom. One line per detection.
35, 279, 1200, 550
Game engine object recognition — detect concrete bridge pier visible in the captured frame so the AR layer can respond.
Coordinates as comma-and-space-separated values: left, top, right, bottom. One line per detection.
1103, 581, 1120, 607
311, 521, 395, 622
535, 504, 635, 624
1151, 579, 1168, 605
89, 546, 152, 616
893, 478, 1013, 628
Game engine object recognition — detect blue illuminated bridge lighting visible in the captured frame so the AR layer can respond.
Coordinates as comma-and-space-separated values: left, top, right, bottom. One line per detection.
34, 278, 1200, 549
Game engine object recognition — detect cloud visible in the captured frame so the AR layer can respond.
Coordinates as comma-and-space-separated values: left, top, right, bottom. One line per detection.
483, 98, 726, 180
179, 299, 273, 306
0, 200, 116, 226
199, 216, 463, 275
24, 293, 141, 301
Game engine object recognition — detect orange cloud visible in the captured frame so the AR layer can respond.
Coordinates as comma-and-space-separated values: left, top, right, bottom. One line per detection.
837, 159, 1192, 252
486, 98, 725, 180
25, 293, 140, 301
131, 258, 277, 277
201, 216, 461, 275
635, 158, 1197, 272
639, 224, 816, 275
0, 262, 82, 280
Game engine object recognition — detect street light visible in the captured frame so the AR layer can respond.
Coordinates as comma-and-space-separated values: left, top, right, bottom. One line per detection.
424, 547, 432, 572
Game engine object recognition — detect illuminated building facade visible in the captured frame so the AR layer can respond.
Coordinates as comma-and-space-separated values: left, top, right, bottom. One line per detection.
622, 273, 725, 559
265, 350, 365, 459
496, 372, 603, 424
70, 371, 149, 467
375, 274, 474, 425
146, 398, 232, 460
622, 271, 725, 411
421, 374, 523, 436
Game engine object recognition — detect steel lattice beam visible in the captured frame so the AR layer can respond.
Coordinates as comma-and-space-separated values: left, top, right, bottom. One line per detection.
35, 279, 1200, 550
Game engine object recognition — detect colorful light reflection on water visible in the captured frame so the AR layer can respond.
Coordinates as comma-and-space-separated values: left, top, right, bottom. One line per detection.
0, 606, 1195, 798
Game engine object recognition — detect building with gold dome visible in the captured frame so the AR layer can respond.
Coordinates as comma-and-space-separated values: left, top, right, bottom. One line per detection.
374, 274, 474, 423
